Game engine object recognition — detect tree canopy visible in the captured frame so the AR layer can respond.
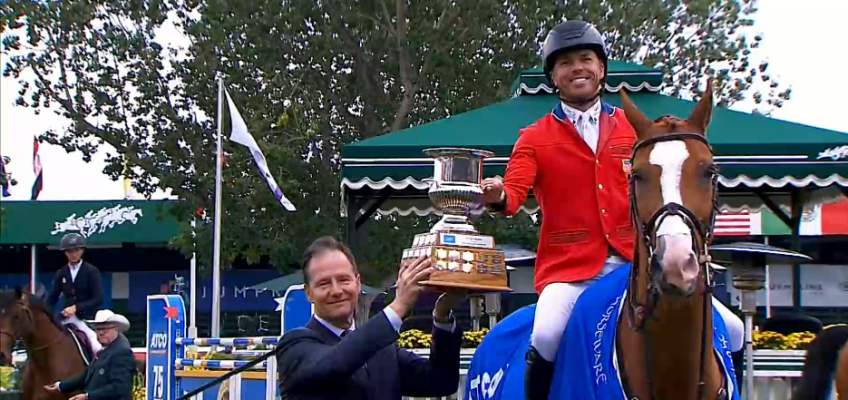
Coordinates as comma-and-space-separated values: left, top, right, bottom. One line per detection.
0, 0, 788, 290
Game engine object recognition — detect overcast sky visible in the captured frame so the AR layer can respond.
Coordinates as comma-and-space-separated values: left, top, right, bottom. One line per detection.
1, 0, 846, 202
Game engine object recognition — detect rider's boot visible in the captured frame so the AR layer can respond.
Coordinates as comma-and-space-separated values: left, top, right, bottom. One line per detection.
524, 345, 555, 400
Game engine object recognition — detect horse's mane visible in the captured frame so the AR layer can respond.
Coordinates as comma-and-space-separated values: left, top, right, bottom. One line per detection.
793, 324, 848, 399
0, 289, 64, 331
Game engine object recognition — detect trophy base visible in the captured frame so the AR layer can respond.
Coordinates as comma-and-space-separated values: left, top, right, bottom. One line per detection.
420, 276, 513, 293
403, 232, 512, 294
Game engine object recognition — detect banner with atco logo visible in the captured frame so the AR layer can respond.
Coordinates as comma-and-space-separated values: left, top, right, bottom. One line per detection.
147, 295, 185, 400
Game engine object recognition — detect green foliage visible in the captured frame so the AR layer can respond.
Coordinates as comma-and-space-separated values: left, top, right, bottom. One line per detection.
0, 0, 785, 289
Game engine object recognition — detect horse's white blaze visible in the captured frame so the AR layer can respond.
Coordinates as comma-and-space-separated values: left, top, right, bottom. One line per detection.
649, 140, 699, 289
649, 141, 690, 237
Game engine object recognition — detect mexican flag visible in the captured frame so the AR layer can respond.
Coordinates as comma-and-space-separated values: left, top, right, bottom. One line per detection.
715, 200, 848, 236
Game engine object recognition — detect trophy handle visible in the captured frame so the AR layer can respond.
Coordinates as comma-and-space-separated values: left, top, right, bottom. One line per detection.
422, 177, 438, 190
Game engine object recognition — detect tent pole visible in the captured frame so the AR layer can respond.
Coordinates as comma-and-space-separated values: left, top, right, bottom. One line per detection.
355, 189, 394, 229
789, 189, 807, 312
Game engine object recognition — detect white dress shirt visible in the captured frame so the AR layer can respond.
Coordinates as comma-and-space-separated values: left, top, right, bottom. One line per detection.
68, 261, 82, 282
560, 99, 601, 154
314, 306, 456, 338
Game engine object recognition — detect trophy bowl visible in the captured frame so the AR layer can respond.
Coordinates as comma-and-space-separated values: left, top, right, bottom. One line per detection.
402, 147, 511, 293
423, 148, 493, 234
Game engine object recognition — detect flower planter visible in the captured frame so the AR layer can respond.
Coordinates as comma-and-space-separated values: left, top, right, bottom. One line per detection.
747, 349, 807, 378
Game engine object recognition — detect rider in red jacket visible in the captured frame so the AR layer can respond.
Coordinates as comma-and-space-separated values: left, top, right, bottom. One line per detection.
483, 20, 744, 400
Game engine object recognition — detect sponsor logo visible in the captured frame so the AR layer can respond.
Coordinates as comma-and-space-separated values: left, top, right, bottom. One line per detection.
150, 332, 169, 350
593, 296, 620, 385
51, 204, 143, 238
817, 145, 848, 161
468, 366, 505, 399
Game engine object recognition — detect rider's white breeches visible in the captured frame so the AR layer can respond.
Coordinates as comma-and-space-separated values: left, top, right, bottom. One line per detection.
64, 315, 103, 354
530, 257, 745, 362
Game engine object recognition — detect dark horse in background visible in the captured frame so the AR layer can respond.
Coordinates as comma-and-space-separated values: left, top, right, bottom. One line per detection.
465, 80, 744, 400
0, 289, 87, 400
793, 323, 848, 399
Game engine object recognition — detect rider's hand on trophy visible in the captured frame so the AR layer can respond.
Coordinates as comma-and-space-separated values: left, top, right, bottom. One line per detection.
43, 382, 60, 393
433, 291, 468, 323
389, 255, 434, 319
61, 305, 77, 318
481, 177, 505, 206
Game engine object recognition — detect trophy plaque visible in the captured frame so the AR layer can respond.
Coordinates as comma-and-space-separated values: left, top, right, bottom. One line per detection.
401, 148, 512, 293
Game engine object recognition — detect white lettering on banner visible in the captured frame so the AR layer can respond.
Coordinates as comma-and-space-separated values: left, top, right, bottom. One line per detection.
468, 365, 506, 399
593, 295, 620, 385
150, 333, 169, 350
153, 365, 165, 400
728, 264, 848, 308
198, 286, 284, 299
817, 145, 848, 161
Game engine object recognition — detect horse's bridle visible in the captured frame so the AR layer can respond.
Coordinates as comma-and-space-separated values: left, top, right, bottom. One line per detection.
0, 301, 62, 354
624, 132, 723, 400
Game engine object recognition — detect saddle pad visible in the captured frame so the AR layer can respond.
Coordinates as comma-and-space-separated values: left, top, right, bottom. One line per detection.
66, 325, 92, 366
550, 264, 741, 400
465, 304, 536, 400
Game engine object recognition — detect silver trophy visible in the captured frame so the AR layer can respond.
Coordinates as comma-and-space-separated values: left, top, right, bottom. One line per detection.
423, 148, 492, 233
402, 147, 510, 292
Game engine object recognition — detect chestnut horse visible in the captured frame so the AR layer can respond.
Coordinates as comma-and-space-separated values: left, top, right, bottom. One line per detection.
464, 81, 741, 400
793, 324, 848, 399
0, 289, 86, 400
615, 81, 733, 400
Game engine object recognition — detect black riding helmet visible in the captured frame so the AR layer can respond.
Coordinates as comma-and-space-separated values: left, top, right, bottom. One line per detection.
542, 20, 609, 86
59, 233, 86, 251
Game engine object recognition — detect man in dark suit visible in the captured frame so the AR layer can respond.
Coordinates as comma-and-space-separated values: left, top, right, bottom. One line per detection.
45, 233, 104, 353
277, 236, 465, 400
43, 310, 137, 400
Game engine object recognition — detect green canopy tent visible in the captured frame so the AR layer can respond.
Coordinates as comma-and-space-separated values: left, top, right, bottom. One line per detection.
340, 61, 848, 309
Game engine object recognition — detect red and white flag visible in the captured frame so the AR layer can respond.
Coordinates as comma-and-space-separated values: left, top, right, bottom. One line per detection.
31, 137, 42, 200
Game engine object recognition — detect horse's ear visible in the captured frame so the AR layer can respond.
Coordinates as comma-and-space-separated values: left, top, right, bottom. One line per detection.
688, 79, 714, 135
14, 287, 28, 303
619, 89, 653, 139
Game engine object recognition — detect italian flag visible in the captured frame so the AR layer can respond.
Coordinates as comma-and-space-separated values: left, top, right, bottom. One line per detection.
716, 200, 848, 236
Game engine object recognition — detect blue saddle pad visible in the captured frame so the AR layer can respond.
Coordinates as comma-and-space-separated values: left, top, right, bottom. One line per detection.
465, 264, 740, 400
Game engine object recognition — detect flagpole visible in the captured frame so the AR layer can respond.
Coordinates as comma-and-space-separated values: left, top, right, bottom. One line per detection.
30, 245, 37, 294
211, 77, 224, 338
189, 217, 198, 338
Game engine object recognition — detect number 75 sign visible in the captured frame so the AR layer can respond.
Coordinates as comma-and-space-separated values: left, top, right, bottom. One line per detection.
146, 295, 186, 400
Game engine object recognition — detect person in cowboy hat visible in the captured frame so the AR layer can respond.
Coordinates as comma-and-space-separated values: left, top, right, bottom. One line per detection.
44, 310, 136, 400
45, 232, 104, 353
481, 19, 745, 399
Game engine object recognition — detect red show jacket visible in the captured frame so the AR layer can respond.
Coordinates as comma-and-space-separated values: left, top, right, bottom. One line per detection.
502, 101, 636, 294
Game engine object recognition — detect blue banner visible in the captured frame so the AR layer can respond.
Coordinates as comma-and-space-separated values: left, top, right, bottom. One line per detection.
281, 285, 313, 333
146, 295, 185, 400
127, 271, 284, 313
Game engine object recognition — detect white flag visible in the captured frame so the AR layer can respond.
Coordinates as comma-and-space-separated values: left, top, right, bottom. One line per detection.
224, 88, 296, 211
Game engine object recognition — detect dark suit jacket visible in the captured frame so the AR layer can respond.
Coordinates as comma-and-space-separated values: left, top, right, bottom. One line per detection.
59, 333, 136, 400
45, 261, 103, 320
277, 313, 462, 400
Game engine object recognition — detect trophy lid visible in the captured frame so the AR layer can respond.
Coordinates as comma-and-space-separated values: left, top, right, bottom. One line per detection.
423, 147, 495, 159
